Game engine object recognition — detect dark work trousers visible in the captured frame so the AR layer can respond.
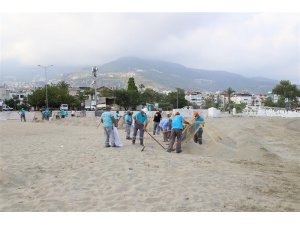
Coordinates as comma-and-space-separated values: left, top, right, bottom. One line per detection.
133, 123, 145, 145
193, 128, 203, 144
167, 128, 183, 153
153, 121, 160, 135
21, 115, 26, 122
125, 124, 132, 138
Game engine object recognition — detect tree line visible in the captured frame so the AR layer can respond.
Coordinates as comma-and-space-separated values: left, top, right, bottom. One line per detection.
264, 80, 300, 109
14, 78, 299, 111
25, 78, 189, 110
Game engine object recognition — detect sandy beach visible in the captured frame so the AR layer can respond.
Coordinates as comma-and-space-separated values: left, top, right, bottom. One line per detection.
0, 116, 299, 211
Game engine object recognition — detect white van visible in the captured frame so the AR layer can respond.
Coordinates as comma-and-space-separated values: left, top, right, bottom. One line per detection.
60, 104, 68, 111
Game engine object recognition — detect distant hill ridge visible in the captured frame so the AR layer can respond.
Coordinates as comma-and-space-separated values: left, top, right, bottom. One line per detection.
61, 56, 279, 94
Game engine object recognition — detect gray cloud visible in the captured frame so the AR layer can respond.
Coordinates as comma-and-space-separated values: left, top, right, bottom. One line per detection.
0, 13, 299, 83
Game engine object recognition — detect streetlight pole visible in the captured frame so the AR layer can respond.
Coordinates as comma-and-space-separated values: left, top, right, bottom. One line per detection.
38, 65, 53, 109
177, 88, 179, 109
92, 66, 98, 109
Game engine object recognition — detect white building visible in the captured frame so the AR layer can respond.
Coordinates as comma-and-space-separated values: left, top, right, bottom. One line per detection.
231, 92, 253, 106
185, 91, 205, 106
267, 91, 279, 103
162, 90, 172, 95
0, 85, 10, 101
9, 90, 32, 104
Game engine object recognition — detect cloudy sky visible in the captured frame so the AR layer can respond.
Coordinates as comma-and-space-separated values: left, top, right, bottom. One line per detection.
0, 12, 299, 83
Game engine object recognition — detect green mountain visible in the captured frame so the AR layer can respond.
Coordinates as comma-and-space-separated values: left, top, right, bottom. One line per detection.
60, 56, 279, 94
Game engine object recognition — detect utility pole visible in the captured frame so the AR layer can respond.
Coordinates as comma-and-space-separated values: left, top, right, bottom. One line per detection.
177, 88, 179, 109
38, 65, 53, 109
92, 66, 98, 109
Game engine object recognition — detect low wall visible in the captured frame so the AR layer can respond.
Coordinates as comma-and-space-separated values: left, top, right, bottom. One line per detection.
0, 111, 36, 121
243, 108, 300, 118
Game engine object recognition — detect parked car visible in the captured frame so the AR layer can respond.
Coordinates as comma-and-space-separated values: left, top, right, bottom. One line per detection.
60, 104, 68, 111
2, 105, 13, 111
85, 105, 96, 111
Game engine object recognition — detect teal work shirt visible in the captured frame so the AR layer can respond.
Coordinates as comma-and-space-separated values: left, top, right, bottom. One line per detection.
171, 115, 184, 129
124, 114, 132, 125
135, 111, 148, 124
101, 111, 114, 127
194, 116, 204, 130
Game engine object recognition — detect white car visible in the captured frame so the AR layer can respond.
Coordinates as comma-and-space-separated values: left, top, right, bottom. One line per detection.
2, 105, 13, 111
85, 105, 96, 111
60, 104, 68, 111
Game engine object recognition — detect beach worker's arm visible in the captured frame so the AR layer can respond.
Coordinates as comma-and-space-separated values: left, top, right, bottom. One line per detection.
134, 115, 140, 125
112, 115, 117, 127
200, 119, 205, 128
196, 117, 205, 128
144, 120, 149, 131
183, 118, 190, 125
194, 120, 204, 129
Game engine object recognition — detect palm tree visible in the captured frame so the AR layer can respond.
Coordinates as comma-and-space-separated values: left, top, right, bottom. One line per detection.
225, 87, 235, 113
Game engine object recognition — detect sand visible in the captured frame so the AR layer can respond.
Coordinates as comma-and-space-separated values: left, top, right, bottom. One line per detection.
0, 116, 299, 211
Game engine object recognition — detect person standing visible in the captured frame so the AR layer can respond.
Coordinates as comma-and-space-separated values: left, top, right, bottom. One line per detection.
100, 106, 117, 147
152, 110, 162, 135
124, 111, 133, 140
132, 109, 148, 146
71, 109, 76, 117
114, 110, 120, 127
0, 101, 3, 111
167, 112, 190, 153
193, 112, 205, 145
19, 108, 26, 122
61, 109, 67, 118
42, 108, 49, 120
159, 112, 172, 142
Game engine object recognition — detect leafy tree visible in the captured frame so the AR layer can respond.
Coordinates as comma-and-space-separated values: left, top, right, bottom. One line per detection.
165, 88, 188, 109
4, 96, 20, 110
83, 87, 94, 97
76, 90, 88, 103
17, 103, 30, 111
203, 94, 215, 109
276, 97, 286, 108
272, 80, 300, 109
263, 97, 275, 107
158, 102, 173, 110
57, 81, 70, 90
263, 80, 300, 109
127, 77, 138, 92
232, 102, 247, 113
127, 90, 140, 110
272, 80, 299, 101
28, 82, 75, 109
140, 88, 164, 105
28, 87, 44, 109
113, 89, 131, 110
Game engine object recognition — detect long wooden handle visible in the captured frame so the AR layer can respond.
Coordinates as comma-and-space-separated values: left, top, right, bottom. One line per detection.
145, 130, 166, 150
